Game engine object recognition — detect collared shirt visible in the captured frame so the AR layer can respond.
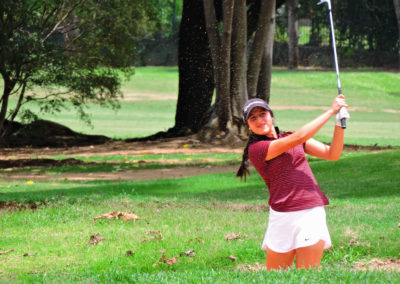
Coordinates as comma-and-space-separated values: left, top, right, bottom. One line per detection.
248, 132, 329, 212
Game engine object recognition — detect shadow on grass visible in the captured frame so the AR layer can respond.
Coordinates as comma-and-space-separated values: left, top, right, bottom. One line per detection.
0, 150, 399, 204
0, 172, 268, 204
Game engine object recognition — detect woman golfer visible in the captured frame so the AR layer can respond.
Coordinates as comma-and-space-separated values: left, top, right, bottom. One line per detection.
237, 95, 348, 270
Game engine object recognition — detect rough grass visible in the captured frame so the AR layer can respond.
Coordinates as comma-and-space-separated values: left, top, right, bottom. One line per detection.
0, 150, 399, 283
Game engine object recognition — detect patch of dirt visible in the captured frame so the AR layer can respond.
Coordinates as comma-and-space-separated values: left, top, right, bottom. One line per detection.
122, 92, 177, 101
0, 118, 397, 183
211, 202, 269, 212
0, 164, 240, 181
237, 262, 266, 272
0, 138, 244, 159
353, 258, 400, 272
0, 201, 39, 211
0, 158, 88, 169
0, 136, 397, 181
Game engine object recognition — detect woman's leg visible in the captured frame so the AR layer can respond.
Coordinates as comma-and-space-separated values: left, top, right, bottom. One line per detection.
266, 247, 296, 270
295, 240, 325, 269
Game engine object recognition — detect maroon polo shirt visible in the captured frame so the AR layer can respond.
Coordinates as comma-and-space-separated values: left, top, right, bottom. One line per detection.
248, 132, 329, 212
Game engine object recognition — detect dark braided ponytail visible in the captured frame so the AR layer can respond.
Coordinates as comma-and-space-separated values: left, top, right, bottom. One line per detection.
236, 127, 280, 181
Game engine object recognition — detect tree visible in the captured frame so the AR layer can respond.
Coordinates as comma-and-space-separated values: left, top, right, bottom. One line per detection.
287, 0, 299, 69
0, 0, 160, 138
334, 0, 397, 52
170, 0, 215, 136
160, 0, 284, 143
394, 0, 400, 69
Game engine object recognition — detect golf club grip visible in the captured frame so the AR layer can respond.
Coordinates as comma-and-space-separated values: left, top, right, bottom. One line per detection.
338, 91, 346, 129
340, 117, 347, 129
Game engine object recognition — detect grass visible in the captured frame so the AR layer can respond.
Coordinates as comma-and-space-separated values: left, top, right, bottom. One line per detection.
0, 150, 399, 282
0, 67, 399, 282
2, 67, 399, 145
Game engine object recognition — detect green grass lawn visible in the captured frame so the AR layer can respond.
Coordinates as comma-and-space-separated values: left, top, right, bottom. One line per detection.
0, 67, 399, 282
0, 150, 399, 282
3, 67, 400, 145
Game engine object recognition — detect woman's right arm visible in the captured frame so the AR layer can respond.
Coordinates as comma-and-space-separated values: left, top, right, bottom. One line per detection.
265, 95, 347, 161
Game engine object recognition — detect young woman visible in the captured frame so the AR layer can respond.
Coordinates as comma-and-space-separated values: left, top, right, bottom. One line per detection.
236, 95, 348, 270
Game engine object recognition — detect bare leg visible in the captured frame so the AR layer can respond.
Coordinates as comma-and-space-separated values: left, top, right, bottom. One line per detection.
295, 240, 325, 269
266, 247, 296, 270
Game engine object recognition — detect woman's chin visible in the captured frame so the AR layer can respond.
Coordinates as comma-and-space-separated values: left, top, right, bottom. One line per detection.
253, 130, 269, 136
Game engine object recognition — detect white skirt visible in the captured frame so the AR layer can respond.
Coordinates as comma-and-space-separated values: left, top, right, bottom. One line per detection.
261, 206, 332, 253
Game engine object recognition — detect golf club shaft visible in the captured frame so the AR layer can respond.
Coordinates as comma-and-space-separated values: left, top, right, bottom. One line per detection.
327, 8, 342, 95
321, 0, 347, 128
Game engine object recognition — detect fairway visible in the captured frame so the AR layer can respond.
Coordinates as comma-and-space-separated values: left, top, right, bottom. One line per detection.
4, 67, 399, 145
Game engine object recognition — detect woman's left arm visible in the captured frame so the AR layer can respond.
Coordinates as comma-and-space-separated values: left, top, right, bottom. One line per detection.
304, 125, 344, 161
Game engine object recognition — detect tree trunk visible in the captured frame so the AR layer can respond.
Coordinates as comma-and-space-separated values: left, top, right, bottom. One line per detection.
394, 0, 400, 70
216, 0, 234, 131
230, 0, 248, 132
247, 0, 276, 98
0, 76, 16, 135
149, 0, 280, 143
287, 0, 299, 69
203, 0, 221, 86
173, 0, 215, 134
257, 0, 276, 104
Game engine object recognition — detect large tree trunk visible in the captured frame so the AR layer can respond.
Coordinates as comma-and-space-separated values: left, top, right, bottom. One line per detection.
257, 0, 276, 103
287, 0, 299, 69
142, 0, 280, 143
173, 0, 215, 134
203, 0, 220, 86
230, 0, 248, 132
394, 0, 400, 70
216, 0, 234, 131
247, 0, 276, 98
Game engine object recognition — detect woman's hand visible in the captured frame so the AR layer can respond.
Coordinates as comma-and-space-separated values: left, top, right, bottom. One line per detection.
330, 95, 348, 114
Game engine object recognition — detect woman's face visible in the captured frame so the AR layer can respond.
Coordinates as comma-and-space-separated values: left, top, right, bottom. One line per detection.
247, 107, 274, 136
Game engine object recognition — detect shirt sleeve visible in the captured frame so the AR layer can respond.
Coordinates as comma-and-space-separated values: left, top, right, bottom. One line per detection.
248, 141, 271, 165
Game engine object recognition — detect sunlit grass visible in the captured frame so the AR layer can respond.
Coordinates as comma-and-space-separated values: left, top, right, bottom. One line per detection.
0, 150, 399, 282
2, 67, 399, 144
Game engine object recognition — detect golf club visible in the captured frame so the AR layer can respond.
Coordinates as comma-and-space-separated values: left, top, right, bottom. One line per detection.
318, 0, 349, 129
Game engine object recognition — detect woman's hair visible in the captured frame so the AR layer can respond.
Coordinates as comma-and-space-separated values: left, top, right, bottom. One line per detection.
236, 124, 280, 181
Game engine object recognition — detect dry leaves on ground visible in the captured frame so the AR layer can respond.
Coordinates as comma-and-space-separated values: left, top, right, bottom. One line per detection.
93, 211, 143, 222
179, 249, 195, 257
0, 249, 14, 255
89, 233, 105, 246
153, 254, 179, 267
237, 262, 266, 272
141, 230, 163, 243
152, 249, 196, 267
353, 258, 400, 272
225, 233, 248, 241
225, 255, 237, 262
188, 237, 204, 243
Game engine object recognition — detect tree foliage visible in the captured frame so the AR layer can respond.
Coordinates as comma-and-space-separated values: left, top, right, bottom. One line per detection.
334, 0, 398, 52
0, 0, 160, 136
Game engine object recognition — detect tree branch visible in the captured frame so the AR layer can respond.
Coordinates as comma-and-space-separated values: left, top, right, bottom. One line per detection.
42, 0, 85, 43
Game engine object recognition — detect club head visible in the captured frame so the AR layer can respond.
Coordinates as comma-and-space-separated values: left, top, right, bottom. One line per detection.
317, 0, 331, 9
